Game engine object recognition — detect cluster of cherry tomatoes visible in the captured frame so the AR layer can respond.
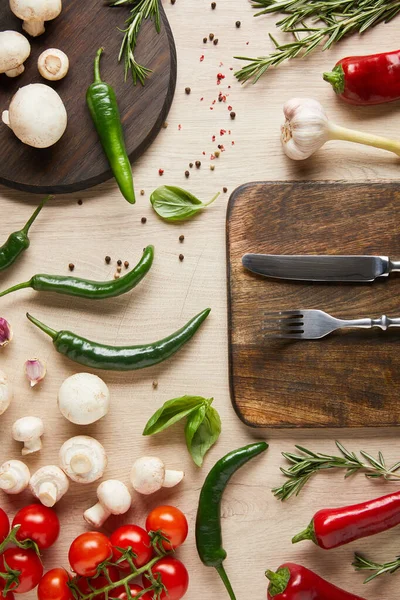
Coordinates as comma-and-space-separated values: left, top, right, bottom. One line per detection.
38, 505, 190, 600
0, 504, 60, 598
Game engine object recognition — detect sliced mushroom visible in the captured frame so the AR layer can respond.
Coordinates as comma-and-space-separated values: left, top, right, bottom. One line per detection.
0, 31, 31, 77
59, 436, 107, 484
38, 48, 69, 81
12, 416, 44, 455
58, 373, 110, 425
0, 460, 30, 494
30, 465, 69, 507
2, 83, 67, 148
130, 457, 184, 495
0, 370, 12, 416
10, 0, 62, 37
84, 480, 132, 528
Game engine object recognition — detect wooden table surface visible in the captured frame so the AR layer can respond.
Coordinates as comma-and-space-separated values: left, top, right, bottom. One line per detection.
1, 2, 400, 599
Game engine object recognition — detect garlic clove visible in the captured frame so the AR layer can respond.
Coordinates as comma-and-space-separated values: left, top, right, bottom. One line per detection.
25, 358, 47, 387
0, 318, 13, 347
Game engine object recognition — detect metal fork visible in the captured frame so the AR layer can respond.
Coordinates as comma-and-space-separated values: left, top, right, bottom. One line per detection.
263, 310, 400, 340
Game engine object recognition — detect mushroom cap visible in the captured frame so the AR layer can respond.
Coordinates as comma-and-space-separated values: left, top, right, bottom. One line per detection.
0, 459, 30, 493
59, 436, 107, 484
0, 370, 12, 416
130, 456, 165, 495
12, 416, 44, 442
58, 373, 110, 425
0, 31, 31, 74
97, 480, 132, 513
9, 0, 62, 22
6, 83, 67, 148
38, 48, 69, 81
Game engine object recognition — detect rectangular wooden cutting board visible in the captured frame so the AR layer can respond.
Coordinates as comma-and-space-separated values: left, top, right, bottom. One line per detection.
226, 181, 400, 428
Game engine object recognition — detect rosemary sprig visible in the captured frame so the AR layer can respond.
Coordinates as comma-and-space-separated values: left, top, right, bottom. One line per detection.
111, 0, 161, 85
273, 441, 400, 501
353, 552, 400, 583
234, 0, 400, 84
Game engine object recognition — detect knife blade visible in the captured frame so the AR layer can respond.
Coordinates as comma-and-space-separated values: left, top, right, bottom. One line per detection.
241, 254, 400, 282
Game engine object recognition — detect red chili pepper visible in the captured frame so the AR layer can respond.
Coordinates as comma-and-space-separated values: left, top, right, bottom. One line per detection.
323, 49, 400, 105
266, 563, 367, 600
292, 490, 400, 550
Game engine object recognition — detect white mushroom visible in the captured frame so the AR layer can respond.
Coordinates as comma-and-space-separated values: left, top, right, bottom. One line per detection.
30, 465, 69, 507
0, 460, 30, 494
130, 457, 184, 495
59, 436, 107, 484
0, 370, 12, 416
2, 83, 67, 148
38, 48, 69, 81
58, 373, 110, 425
12, 416, 44, 455
10, 0, 62, 37
0, 31, 31, 77
84, 480, 132, 528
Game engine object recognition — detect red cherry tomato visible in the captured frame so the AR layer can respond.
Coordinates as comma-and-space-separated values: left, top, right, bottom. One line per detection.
110, 584, 152, 600
145, 558, 189, 600
75, 566, 120, 600
145, 506, 188, 551
0, 548, 43, 594
69, 532, 113, 577
37, 569, 73, 600
0, 582, 15, 600
0, 507, 10, 543
12, 504, 60, 550
110, 525, 153, 570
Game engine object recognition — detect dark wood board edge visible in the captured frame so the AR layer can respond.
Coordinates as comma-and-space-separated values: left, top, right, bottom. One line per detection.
0, 4, 177, 196
226, 179, 400, 429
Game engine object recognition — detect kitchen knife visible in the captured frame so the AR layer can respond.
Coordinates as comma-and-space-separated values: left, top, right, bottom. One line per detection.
241, 254, 400, 282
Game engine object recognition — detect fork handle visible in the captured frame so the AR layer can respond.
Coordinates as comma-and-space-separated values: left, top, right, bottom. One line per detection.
339, 316, 400, 330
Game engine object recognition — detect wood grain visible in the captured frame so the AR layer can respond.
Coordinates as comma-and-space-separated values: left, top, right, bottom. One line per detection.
2, 1, 400, 599
227, 182, 400, 428
0, 0, 176, 194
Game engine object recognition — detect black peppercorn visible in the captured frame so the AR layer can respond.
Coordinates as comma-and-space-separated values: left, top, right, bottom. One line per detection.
179, 254, 184, 261
236, 20, 241, 28
209, 33, 214, 40
69, 263, 75, 271
185, 170, 190, 178
77, 199, 83, 205
213, 38, 219, 45
203, 37, 207, 43
223, 187, 228, 193
230, 111, 236, 119
179, 235, 185, 242
211, 2, 216, 8
189, 162, 193, 168
195, 160, 201, 168
124, 261, 129, 269
185, 87, 191, 95
141, 217, 147, 224
117, 259, 122, 266
105, 256, 111, 264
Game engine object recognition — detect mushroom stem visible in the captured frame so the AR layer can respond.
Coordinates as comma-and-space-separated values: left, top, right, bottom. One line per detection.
163, 469, 184, 488
2, 111, 10, 128
84, 503, 110, 528
23, 20, 45, 37
70, 454, 93, 475
22, 437, 42, 455
6, 65, 25, 77
38, 481, 58, 507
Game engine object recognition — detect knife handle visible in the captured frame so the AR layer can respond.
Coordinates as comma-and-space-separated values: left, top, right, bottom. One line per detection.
370, 316, 400, 330
389, 259, 400, 273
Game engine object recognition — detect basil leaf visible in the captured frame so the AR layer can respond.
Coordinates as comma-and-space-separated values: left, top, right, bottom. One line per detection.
143, 395, 205, 436
150, 186, 219, 221
185, 403, 221, 467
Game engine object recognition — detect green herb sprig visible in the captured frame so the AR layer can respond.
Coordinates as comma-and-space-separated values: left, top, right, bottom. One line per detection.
235, 0, 400, 84
150, 186, 219, 221
353, 552, 400, 583
143, 396, 222, 466
110, 0, 161, 85
273, 441, 400, 501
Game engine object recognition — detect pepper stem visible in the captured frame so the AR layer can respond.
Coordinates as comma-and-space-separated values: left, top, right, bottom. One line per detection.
328, 122, 400, 157
94, 48, 105, 83
265, 567, 290, 597
323, 64, 345, 95
292, 520, 316, 545
0, 280, 32, 298
26, 313, 57, 340
216, 565, 237, 600
21, 195, 51, 235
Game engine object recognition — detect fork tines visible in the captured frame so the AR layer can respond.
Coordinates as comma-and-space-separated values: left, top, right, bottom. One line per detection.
262, 310, 305, 339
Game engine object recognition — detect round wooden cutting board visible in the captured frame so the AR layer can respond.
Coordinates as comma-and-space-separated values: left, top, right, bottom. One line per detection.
0, 1, 176, 194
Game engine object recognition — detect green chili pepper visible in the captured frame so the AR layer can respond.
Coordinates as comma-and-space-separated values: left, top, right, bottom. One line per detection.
196, 442, 269, 600
87, 48, 135, 204
0, 245, 154, 300
26, 308, 211, 371
0, 196, 50, 272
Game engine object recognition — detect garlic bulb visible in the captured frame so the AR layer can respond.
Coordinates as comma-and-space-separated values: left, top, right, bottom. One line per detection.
281, 97, 400, 161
